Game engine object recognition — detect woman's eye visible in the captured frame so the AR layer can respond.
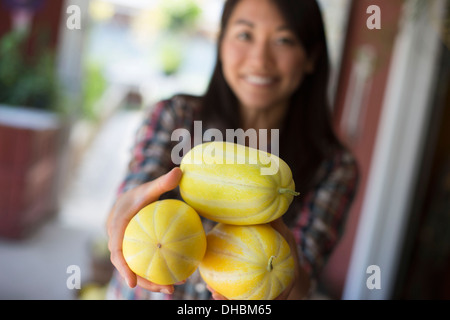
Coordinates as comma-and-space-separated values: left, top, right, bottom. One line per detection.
275, 37, 297, 46
237, 32, 252, 41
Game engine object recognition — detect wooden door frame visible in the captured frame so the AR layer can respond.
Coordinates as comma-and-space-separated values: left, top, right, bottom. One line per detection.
342, 0, 447, 299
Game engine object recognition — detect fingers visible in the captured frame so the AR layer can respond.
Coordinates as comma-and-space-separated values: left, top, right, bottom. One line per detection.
274, 279, 295, 300
128, 168, 183, 214
270, 218, 298, 259
108, 215, 137, 288
139, 167, 183, 206
206, 285, 228, 300
270, 218, 303, 300
154, 167, 183, 195
136, 276, 175, 294
110, 248, 137, 288
270, 218, 289, 237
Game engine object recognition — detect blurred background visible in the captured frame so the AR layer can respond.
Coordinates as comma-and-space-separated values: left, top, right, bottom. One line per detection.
0, 0, 449, 300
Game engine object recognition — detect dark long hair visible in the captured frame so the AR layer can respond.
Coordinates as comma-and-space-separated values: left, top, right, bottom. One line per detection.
201, 0, 343, 198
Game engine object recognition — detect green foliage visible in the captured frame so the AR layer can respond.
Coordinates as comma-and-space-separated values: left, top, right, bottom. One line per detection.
160, 38, 183, 76
0, 29, 63, 113
155, 0, 202, 76
160, 0, 202, 32
82, 60, 107, 121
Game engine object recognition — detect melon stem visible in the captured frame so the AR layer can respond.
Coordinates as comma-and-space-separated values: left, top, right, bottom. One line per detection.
267, 256, 276, 272
278, 188, 300, 196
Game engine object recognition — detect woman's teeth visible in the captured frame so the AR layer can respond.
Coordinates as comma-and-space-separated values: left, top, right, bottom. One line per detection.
245, 75, 274, 85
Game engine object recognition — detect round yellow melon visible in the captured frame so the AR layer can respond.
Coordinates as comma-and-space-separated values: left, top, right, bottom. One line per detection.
179, 141, 299, 225
122, 199, 207, 285
199, 223, 295, 300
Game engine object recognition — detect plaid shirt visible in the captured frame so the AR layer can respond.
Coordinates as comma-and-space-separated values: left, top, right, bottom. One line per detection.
106, 95, 359, 300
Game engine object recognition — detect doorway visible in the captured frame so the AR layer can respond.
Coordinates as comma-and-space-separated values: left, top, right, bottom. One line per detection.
394, 42, 450, 300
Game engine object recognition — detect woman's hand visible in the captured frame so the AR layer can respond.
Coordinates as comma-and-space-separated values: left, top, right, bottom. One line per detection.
106, 167, 183, 294
270, 218, 310, 300
207, 285, 228, 300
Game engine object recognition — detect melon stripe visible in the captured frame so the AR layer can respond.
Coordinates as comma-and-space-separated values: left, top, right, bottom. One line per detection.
163, 231, 205, 246
199, 268, 264, 282
158, 204, 188, 243
180, 187, 274, 210
160, 246, 199, 265
180, 190, 283, 224
237, 276, 267, 300
147, 250, 177, 283
210, 227, 265, 260
182, 168, 275, 190
206, 248, 258, 265
152, 201, 160, 240
135, 214, 154, 242
122, 246, 153, 263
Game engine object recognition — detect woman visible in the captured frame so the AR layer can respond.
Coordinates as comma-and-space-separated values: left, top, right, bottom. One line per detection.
106, 0, 359, 300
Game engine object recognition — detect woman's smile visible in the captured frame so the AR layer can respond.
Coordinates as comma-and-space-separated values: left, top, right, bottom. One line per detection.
242, 74, 278, 87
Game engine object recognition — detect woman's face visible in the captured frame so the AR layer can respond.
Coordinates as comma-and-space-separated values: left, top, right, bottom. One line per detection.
220, 0, 314, 113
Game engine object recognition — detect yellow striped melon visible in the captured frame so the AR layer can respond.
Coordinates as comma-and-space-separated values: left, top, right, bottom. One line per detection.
122, 199, 207, 285
179, 141, 299, 225
199, 223, 295, 300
